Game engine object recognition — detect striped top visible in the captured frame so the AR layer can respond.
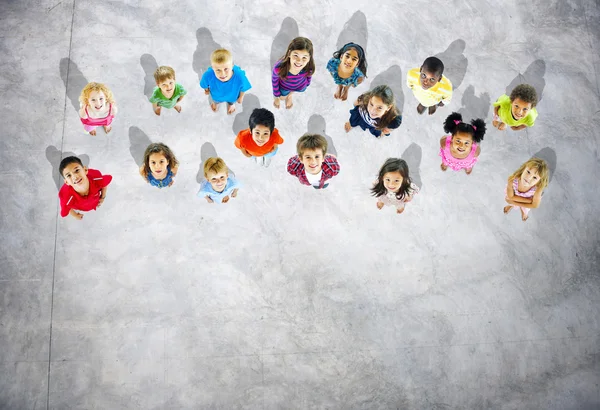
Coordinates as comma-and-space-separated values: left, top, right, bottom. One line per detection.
271, 61, 312, 97
406, 67, 453, 107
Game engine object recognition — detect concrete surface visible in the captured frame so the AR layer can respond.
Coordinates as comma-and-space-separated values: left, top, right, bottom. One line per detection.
1, 0, 599, 409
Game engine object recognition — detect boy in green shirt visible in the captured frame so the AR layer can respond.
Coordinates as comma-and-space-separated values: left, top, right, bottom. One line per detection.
493, 84, 538, 131
150, 66, 187, 115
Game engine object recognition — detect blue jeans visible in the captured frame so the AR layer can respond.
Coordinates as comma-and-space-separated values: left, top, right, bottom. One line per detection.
251, 146, 278, 161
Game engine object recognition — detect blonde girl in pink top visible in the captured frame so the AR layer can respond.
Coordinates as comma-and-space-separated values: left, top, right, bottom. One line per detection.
78, 82, 118, 136
504, 158, 549, 221
439, 112, 486, 175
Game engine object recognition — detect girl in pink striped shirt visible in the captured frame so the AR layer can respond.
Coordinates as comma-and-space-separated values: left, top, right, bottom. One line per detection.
272, 37, 315, 110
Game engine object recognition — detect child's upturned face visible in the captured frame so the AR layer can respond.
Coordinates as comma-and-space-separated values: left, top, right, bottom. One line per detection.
451, 131, 474, 154
62, 163, 89, 189
383, 171, 403, 193
300, 148, 325, 175
367, 96, 391, 119
520, 166, 541, 188
87, 90, 106, 110
206, 170, 228, 192
251, 124, 272, 147
511, 98, 532, 120
149, 152, 169, 177
212, 60, 234, 82
288, 49, 311, 73
419, 69, 440, 90
157, 77, 175, 95
340, 48, 359, 71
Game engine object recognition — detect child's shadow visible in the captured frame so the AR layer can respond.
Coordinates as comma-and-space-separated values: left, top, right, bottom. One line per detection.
370, 65, 404, 113
129, 126, 153, 168
270, 17, 299, 69
458, 85, 491, 120
45, 146, 90, 191
505, 59, 546, 102
192, 28, 222, 83
531, 147, 557, 184
232, 94, 261, 136
434, 39, 468, 91
401, 143, 423, 190
140, 54, 159, 101
307, 114, 337, 157
197, 143, 236, 184
335, 10, 368, 52
59, 58, 88, 112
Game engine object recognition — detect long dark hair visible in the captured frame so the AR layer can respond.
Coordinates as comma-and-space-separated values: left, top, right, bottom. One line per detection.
276, 37, 315, 80
332, 42, 368, 77
370, 158, 414, 200
141, 142, 179, 179
357, 85, 400, 130
443, 112, 486, 143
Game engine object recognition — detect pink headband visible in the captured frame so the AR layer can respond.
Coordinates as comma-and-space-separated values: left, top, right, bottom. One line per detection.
454, 119, 476, 131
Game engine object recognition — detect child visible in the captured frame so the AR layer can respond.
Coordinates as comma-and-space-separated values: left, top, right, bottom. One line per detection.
493, 84, 538, 131
326, 42, 367, 101
406, 57, 452, 115
272, 37, 315, 109
139, 143, 179, 188
58, 156, 112, 220
439, 112, 486, 175
287, 134, 340, 189
504, 158, 548, 221
371, 158, 419, 214
344, 85, 402, 138
200, 49, 252, 115
149, 66, 187, 115
198, 157, 240, 203
79, 82, 118, 136
234, 108, 284, 167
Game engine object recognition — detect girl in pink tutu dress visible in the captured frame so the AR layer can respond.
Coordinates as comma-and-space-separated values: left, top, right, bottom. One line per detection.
439, 112, 486, 175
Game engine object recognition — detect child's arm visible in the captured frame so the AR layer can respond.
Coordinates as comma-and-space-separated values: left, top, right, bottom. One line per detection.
506, 190, 542, 208
111, 102, 118, 117
356, 76, 364, 85
177, 95, 185, 102
205, 195, 214, 203
171, 164, 179, 176
231, 188, 239, 198
440, 136, 446, 148
237, 91, 245, 104
474, 145, 481, 157
79, 103, 87, 118
69, 209, 84, 220
97, 187, 108, 206
511, 124, 527, 130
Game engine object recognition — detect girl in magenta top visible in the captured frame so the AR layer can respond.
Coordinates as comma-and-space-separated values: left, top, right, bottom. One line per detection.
78, 82, 118, 136
439, 112, 486, 175
272, 37, 315, 110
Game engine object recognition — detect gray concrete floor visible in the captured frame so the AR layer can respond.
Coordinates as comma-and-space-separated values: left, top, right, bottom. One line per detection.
1, 0, 599, 409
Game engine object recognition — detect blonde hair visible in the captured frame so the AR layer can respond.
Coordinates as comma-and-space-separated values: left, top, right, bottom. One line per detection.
203, 157, 228, 177
211, 49, 232, 64
78, 82, 115, 106
509, 158, 549, 190
154, 66, 175, 84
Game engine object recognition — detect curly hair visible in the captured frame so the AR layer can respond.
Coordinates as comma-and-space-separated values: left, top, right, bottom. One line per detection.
443, 112, 487, 143
371, 158, 415, 201
140, 143, 179, 180
509, 158, 549, 190
356, 85, 401, 130
78, 82, 115, 106
276, 37, 315, 80
510, 84, 538, 107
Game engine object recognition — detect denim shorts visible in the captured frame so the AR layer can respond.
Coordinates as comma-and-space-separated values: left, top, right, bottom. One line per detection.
278, 87, 307, 97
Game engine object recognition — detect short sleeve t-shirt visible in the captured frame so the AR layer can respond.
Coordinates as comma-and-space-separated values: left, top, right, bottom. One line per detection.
149, 83, 187, 109
200, 65, 252, 103
234, 128, 284, 157
197, 176, 241, 203
493, 94, 538, 127
58, 168, 112, 217
406, 67, 453, 107
305, 170, 323, 187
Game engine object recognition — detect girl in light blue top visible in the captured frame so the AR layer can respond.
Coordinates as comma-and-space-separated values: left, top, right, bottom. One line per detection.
326, 42, 368, 101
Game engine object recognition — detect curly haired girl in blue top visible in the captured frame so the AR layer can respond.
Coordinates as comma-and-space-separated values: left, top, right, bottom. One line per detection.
326, 42, 368, 101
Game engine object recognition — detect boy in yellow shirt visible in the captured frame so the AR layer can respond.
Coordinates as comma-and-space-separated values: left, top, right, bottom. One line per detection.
406, 57, 453, 115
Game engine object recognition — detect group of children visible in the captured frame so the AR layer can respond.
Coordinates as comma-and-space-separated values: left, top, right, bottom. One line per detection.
61, 37, 548, 222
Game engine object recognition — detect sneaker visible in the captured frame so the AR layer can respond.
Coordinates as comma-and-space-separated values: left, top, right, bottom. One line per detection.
262, 156, 272, 167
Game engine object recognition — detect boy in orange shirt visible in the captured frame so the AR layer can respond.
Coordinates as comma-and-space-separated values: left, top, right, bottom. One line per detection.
234, 108, 284, 167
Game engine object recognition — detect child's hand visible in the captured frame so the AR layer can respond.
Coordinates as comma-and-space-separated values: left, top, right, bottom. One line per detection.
377, 201, 384, 210
382, 127, 391, 135
222, 195, 230, 203
168, 179, 174, 187
231, 188, 238, 198
357, 76, 364, 85
73, 212, 83, 220
242, 149, 252, 157
97, 197, 105, 207
237, 95, 244, 104
205, 196, 214, 203
438, 101, 445, 107
204, 87, 210, 95
498, 122, 507, 131
273, 97, 281, 109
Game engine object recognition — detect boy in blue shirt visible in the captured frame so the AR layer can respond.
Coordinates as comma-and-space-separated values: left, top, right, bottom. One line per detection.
197, 157, 240, 203
200, 49, 252, 114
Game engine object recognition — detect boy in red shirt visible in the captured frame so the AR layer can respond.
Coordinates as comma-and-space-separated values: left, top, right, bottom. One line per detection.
58, 156, 112, 220
234, 108, 284, 167
287, 134, 340, 189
